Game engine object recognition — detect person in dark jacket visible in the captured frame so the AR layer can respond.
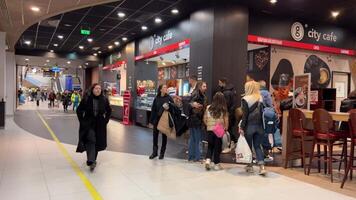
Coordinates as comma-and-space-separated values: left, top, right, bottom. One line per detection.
62, 90, 71, 112
188, 81, 207, 162
149, 84, 174, 160
340, 90, 356, 130
76, 83, 112, 171
218, 78, 238, 151
239, 81, 266, 175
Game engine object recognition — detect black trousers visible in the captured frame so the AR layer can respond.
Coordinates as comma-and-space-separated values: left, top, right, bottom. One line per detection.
85, 129, 98, 165
63, 103, 68, 111
206, 131, 222, 164
153, 126, 167, 154
228, 111, 237, 143
36, 100, 40, 106
49, 100, 54, 107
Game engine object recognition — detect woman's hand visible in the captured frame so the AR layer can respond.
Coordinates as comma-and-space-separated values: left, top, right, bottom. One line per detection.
163, 103, 169, 110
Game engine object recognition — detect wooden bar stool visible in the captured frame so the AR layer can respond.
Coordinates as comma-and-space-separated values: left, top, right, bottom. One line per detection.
284, 108, 313, 174
307, 109, 348, 182
341, 110, 356, 188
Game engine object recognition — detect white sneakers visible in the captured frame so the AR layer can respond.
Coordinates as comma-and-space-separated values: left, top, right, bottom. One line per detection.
221, 142, 237, 154
205, 159, 223, 171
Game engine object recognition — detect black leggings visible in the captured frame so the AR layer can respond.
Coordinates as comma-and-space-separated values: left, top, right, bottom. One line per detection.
85, 129, 98, 164
153, 126, 167, 154
206, 131, 222, 164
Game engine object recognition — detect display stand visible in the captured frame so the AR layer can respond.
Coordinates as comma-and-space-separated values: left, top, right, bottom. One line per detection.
123, 91, 131, 125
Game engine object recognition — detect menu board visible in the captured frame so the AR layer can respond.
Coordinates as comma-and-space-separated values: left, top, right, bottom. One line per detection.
293, 73, 311, 109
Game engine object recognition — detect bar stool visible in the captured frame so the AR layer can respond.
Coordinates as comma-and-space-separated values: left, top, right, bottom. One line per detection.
307, 109, 348, 182
341, 110, 356, 188
284, 108, 313, 174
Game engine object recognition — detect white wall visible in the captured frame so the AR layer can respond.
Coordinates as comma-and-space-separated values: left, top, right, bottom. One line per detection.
5, 52, 16, 116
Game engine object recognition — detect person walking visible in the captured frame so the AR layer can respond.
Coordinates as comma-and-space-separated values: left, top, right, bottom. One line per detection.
149, 84, 174, 160
62, 90, 71, 112
48, 91, 56, 108
36, 89, 41, 107
239, 81, 267, 175
188, 81, 207, 162
71, 90, 81, 111
76, 83, 112, 171
204, 92, 229, 170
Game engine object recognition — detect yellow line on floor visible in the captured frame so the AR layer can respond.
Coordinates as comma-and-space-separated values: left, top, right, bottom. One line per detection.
36, 111, 103, 200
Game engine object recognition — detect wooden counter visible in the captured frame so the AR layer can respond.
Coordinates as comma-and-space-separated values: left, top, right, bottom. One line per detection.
282, 109, 350, 168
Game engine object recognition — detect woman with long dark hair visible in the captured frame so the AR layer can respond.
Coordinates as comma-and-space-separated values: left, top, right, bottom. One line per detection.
149, 84, 174, 159
76, 83, 112, 171
203, 92, 228, 170
188, 81, 207, 162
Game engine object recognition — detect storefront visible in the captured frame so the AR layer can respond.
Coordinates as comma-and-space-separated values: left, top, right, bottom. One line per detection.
133, 21, 191, 126
247, 13, 356, 112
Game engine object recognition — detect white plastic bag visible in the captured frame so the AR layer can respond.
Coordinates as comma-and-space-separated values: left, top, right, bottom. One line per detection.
222, 131, 231, 152
235, 135, 252, 164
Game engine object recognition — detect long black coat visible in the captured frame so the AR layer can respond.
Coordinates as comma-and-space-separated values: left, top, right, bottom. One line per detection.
76, 94, 112, 153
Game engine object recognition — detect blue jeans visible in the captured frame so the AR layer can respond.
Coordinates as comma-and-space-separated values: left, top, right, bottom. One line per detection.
188, 128, 202, 161
73, 102, 79, 111
245, 125, 265, 165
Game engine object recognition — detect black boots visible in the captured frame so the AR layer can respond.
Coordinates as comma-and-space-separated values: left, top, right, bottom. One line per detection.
149, 152, 158, 159
159, 153, 164, 160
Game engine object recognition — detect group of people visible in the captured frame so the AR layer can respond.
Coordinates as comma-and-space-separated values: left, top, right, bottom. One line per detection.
147, 75, 279, 175
73, 76, 281, 174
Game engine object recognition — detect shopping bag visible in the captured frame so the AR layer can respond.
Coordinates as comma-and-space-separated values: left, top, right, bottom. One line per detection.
222, 131, 231, 152
235, 135, 252, 164
157, 111, 176, 139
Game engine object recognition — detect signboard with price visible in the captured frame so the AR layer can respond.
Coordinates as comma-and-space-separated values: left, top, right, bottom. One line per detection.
123, 91, 131, 125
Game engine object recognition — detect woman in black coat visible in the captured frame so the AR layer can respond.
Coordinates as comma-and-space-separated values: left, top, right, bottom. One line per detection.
76, 83, 112, 171
149, 84, 174, 160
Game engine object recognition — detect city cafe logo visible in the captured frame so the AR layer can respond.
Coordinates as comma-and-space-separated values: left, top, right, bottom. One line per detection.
149, 30, 174, 50
291, 22, 337, 43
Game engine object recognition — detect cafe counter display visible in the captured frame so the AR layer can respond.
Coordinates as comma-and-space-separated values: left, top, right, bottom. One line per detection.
108, 95, 124, 120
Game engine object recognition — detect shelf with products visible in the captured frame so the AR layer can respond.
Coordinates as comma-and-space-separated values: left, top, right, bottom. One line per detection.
108, 95, 123, 107
136, 80, 156, 111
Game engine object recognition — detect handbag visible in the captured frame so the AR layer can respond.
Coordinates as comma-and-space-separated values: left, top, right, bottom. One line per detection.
212, 122, 225, 138
235, 135, 252, 164
157, 111, 176, 139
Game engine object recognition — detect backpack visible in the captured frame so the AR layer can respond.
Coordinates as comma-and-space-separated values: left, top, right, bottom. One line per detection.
262, 105, 278, 130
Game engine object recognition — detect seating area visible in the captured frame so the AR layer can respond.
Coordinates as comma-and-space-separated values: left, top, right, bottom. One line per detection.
284, 108, 356, 188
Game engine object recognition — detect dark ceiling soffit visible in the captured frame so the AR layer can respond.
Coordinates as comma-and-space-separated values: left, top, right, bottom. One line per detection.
15, 48, 100, 62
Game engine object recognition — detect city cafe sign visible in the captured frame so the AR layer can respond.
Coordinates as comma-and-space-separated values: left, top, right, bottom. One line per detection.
291, 22, 338, 43
149, 30, 174, 50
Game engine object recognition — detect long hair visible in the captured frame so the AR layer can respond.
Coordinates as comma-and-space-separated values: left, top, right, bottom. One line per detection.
208, 92, 227, 119
88, 83, 103, 97
156, 84, 166, 97
244, 81, 261, 101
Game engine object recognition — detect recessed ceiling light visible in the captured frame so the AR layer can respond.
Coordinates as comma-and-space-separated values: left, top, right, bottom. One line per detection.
31, 6, 40, 12
50, 50, 54, 53
108, 45, 113, 49
25, 58, 29, 61
24, 40, 31, 45
78, 65, 82, 68
98, 51, 102, 54
64, 24, 72, 27
79, 45, 84, 49
87, 38, 93, 43
118, 12, 126, 18
99, 28, 106, 32
171, 9, 179, 14
46, 60, 50, 62
85, 63, 89, 65
67, 61, 71, 64
331, 11, 340, 18
44, 63, 47, 66
114, 41, 120, 46
122, 37, 128, 41
53, 43, 58, 47
57, 35, 64, 39
141, 26, 148, 31
270, 0, 277, 4
155, 17, 162, 24
162, 62, 166, 66
93, 53, 98, 56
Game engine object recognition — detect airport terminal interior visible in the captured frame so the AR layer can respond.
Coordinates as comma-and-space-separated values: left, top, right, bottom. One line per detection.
1, 0, 356, 199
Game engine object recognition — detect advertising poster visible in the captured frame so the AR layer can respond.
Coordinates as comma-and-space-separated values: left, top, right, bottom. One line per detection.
293, 73, 311, 110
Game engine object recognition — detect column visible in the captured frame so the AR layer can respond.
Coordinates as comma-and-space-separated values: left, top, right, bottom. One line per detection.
0, 32, 6, 102
5, 51, 16, 116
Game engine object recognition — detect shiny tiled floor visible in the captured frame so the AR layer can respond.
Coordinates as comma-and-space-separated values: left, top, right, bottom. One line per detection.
0, 102, 355, 199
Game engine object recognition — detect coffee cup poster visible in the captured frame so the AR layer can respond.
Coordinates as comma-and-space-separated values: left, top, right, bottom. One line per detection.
293, 74, 311, 110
